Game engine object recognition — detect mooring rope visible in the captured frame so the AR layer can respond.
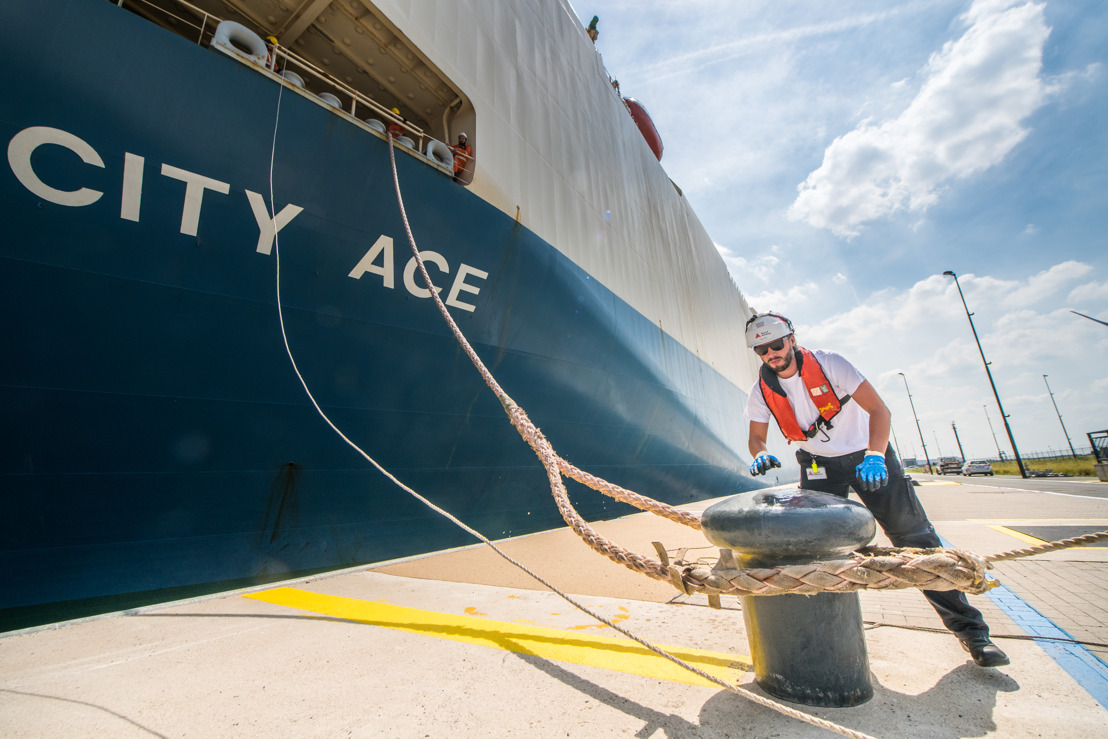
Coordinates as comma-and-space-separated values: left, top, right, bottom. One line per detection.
377, 143, 1108, 598
259, 86, 876, 738
378, 137, 874, 739
265, 82, 1101, 737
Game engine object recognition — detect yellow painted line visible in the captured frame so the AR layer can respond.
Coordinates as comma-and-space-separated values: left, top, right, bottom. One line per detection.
245, 587, 749, 688
986, 525, 1108, 550
988, 525, 1051, 546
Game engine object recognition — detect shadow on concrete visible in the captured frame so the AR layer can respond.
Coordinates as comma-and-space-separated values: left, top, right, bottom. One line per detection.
698, 664, 1019, 738
0, 688, 168, 737
136, 610, 1020, 737
510, 651, 705, 738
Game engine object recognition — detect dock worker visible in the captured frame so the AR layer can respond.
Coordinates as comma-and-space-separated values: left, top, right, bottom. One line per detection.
587, 15, 599, 43
386, 108, 405, 138
743, 312, 1010, 668
265, 35, 279, 71
450, 132, 472, 183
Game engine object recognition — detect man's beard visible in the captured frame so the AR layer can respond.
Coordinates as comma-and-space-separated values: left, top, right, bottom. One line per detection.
768, 349, 795, 375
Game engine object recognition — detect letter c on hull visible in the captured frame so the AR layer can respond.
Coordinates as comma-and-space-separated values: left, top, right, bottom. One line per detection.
8, 126, 105, 206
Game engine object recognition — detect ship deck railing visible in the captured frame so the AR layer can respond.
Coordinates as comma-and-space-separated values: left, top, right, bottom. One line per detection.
117, 0, 444, 170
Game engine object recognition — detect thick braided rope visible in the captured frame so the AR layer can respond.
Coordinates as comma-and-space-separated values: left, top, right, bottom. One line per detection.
682, 548, 993, 597
386, 140, 875, 739
555, 458, 703, 529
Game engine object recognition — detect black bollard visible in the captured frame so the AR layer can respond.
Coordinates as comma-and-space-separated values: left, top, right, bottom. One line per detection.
701, 489, 877, 707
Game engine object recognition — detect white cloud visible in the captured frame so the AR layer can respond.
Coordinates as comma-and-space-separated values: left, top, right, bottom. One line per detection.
1068, 280, 1108, 305
745, 280, 822, 315
625, 3, 934, 83
787, 0, 1051, 237
715, 243, 780, 282
998, 261, 1093, 307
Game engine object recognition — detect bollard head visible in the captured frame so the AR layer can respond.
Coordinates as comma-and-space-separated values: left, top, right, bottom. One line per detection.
701, 488, 875, 562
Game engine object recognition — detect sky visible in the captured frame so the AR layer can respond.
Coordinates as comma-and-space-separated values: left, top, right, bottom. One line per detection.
575, 0, 1108, 463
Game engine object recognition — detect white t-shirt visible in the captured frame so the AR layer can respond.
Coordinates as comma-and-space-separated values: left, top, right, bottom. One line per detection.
745, 349, 870, 457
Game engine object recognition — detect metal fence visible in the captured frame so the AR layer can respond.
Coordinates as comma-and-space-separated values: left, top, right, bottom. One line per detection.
1089, 430, 1108, 463
904, 445, 1097, 467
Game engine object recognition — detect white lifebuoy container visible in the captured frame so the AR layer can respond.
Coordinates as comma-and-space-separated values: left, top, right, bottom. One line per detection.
425, 139, 454, 170
364, 118, 386, 134
395, 136, 415, 150
281, 70, 305, 88
211, 21, 268, 67
317, 92, 342, 108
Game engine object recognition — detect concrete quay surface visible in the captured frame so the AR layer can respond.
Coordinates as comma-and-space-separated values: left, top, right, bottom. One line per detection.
1, 478, 1106, 738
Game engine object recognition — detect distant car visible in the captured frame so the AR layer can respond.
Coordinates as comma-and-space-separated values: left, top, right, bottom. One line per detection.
938, 457, 963, 475
962, 460, 994, 477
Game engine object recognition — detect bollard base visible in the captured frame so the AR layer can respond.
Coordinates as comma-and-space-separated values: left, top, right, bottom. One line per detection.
743, 591, 873, 707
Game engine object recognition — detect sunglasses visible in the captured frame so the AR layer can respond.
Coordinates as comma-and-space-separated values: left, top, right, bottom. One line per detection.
753, 338, 787, 356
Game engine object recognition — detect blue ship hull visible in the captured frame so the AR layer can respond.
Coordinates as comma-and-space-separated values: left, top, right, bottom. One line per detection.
0, 0, 758, 631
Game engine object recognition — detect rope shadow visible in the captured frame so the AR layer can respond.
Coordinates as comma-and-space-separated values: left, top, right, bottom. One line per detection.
508, 649, 704, 738
0, 688, 168, 738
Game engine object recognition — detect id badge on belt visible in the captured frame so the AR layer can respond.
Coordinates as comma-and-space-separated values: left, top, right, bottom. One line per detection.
806, 461, 828, 480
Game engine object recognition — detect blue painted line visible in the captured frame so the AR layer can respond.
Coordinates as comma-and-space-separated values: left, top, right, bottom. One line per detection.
939, 535, 1108, 710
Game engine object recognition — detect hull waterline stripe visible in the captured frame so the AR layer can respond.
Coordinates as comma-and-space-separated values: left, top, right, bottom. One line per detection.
244, 586, 749, 688
938, 536, 1108, 709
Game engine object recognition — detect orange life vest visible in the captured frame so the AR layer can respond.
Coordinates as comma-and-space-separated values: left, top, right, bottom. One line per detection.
758, 347, 850, 442
451, 142, 471, 173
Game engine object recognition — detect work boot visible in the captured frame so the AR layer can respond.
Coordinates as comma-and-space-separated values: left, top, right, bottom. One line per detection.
959, 635, 1010, 667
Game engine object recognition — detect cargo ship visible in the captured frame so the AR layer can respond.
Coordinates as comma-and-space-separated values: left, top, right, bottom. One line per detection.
1, 0, 765, 631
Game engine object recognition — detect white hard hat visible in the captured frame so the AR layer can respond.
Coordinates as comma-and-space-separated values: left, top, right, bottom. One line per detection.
745, 312, 794, 348
458, 132, 467, 139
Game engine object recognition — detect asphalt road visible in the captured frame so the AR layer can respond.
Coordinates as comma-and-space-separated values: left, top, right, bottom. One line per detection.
913, 472, 1108, 499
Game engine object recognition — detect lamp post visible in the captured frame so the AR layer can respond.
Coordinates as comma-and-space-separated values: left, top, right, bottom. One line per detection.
1043, 374, 1077, 459
952, 421, 966, 461
898, 372, 933, 474
983, 405, 1003, 459
943, 271, 1027, 478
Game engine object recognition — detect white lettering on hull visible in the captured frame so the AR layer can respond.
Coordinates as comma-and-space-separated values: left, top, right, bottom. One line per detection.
349, 237, 487, 312
6, 125, 489, 312
245, 190, 304, 255
160, 163, 231, 237
7, 126, 105, 206
121, 152, 143, 222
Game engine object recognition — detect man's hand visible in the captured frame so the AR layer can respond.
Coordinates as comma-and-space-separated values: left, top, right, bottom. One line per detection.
855, 452, 888, 491
750, 452, 781, 477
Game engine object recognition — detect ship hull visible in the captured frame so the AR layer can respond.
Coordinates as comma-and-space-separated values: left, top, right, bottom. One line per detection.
0, 0, 759, 631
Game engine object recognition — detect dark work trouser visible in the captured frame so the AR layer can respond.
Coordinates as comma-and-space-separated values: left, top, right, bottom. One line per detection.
796, 444, 989, 639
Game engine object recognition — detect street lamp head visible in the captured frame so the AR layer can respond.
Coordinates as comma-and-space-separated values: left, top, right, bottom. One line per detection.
943, 270, 956, 277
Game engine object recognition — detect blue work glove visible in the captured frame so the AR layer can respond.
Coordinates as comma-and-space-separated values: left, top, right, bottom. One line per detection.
750, 452, 781, 477
855, 452, 888, 491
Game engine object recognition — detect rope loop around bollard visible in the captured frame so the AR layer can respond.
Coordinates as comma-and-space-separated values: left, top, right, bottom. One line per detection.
679, 546, 994, 599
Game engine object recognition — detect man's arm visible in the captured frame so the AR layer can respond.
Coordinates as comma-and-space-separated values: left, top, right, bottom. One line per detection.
748, 420, 770, 458
849, 379, 891, 453
747, 420, 782, 476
